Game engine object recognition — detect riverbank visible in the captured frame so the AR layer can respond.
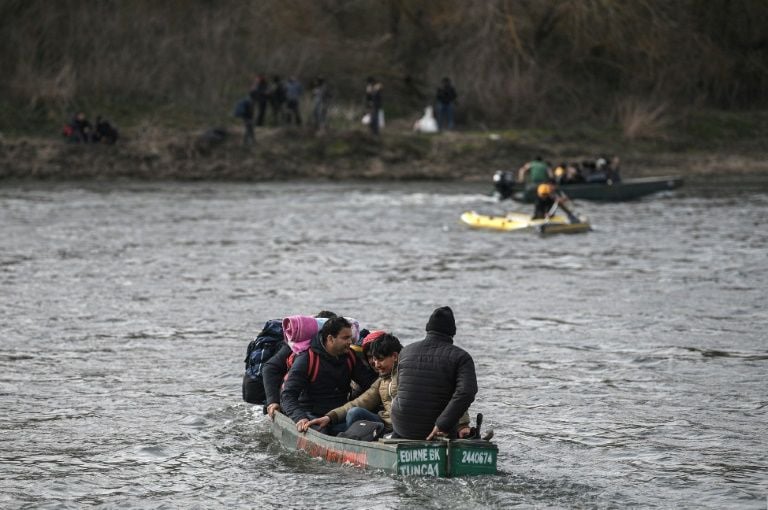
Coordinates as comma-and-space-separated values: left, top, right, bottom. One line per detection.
3, 117, 768, 182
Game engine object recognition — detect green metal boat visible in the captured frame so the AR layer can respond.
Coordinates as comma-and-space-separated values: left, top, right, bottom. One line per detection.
269, 411, 498, 477
511, 175, 684, 202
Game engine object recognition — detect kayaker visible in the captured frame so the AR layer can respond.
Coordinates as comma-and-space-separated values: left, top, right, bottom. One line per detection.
533, 181, 579, 223
390, 306, 477, 440
517, 156, 552, 185
282, 316, 377, 434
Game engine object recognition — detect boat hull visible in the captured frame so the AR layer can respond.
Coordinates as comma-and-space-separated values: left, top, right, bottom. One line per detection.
269, 412, 498, 477
460, 210, 591, 235
512, 176, 683, 202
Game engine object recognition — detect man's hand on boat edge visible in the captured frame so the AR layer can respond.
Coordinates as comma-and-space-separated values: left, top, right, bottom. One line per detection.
266, 403, 280, 420
426, 425, 472, 440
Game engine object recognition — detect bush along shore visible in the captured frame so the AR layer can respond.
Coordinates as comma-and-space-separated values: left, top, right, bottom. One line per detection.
2, 118, 768, 182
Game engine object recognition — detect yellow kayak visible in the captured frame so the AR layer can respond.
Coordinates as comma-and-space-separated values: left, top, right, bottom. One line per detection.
460, 210, 591, 236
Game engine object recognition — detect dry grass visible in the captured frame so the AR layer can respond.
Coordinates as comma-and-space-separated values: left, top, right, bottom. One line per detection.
615, 98, 671, 140
1, 0, 768, 132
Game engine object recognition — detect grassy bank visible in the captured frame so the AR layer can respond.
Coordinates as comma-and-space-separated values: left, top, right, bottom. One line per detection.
2, 107, 768, 182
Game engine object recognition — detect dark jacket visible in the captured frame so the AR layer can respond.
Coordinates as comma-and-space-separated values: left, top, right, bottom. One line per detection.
280, 334, 377, 422
436, 84, 457, 105
390, 331, 477, 439
262, 342, 292, 407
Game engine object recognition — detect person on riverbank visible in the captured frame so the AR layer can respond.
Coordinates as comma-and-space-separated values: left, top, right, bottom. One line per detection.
281, 316, 377, 434
365, 76, 383, 135
249, 75, 269, 127
517, 156, 552, 185
311, 76, 329, 134
435, 77, 458, 131
93, 116, 119, 144
64, 112, 92, 143
284, 76, 303, 126
390, 306, 477, 440
268, 75, 286, 126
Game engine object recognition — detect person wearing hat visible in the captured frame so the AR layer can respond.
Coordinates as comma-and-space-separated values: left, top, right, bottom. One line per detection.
533, 181, 579, 223
390, 306, 477, 440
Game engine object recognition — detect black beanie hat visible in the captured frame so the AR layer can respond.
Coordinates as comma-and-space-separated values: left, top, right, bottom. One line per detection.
426, 306, 456, 336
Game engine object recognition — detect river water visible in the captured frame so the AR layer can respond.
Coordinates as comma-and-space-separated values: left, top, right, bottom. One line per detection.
1, 175, 766, 509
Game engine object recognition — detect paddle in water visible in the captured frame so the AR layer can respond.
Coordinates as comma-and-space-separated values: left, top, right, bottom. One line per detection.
554, 190, 581, 224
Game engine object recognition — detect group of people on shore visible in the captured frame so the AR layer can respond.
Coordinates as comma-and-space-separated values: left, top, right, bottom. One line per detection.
242, 306, 479, 441
62, 112, 119, 144
234, 74, 461, 144
235, 74, 329, 144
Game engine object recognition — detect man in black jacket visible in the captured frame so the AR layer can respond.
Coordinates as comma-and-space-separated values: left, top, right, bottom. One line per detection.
391, 306, 477, 440
281, 316, 377, 434
262, 310, 338, 419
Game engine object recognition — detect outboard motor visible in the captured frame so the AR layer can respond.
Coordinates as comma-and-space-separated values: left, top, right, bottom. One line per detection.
493, 170, 516, 200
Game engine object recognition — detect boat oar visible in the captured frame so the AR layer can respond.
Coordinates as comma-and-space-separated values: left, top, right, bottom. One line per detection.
556, 191, 582, 224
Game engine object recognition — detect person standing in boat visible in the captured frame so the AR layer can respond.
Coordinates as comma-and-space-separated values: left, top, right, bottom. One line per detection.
282, 316, 377, 434
517, 156, 552, 185
390, 306, 477, 440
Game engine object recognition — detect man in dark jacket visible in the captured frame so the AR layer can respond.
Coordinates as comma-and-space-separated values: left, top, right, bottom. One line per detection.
281, 316, 377, 433
262, 310, 338, 419
390, 306, 477, 440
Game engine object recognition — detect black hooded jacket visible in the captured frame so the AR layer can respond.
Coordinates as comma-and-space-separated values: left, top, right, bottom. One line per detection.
390, 331, 478, 439
262, 342, 293, 407
280, 334, 377, 422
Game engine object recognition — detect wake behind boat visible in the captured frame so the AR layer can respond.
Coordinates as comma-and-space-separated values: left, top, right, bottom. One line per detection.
268, 411, 498, 477
460, 210, 591, 236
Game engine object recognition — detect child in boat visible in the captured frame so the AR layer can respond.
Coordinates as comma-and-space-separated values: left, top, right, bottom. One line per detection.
307, 331, 471, 437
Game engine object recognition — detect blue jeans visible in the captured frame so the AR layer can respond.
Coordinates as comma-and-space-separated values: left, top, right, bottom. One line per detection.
344, 407, 385, 431
437, 102, 454, 130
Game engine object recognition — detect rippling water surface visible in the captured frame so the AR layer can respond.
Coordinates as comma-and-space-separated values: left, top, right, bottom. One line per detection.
1, 175, 767, 509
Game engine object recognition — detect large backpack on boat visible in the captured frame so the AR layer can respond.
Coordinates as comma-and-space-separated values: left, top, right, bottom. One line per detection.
242, 319, 284, 404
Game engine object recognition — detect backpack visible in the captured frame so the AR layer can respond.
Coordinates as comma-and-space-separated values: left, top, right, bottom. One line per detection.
242, 319, 284, 404
337, 420, 385, 441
